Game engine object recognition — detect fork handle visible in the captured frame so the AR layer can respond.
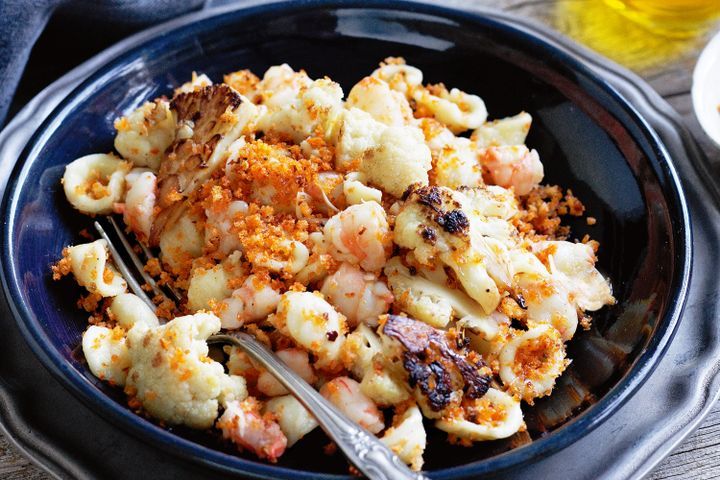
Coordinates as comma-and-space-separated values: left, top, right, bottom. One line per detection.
209, 333, 427, 480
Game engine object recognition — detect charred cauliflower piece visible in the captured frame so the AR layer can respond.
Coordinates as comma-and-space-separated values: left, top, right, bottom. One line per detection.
394, 185, 507, 313
151, 84, 258, 245
380, 314, 491, 418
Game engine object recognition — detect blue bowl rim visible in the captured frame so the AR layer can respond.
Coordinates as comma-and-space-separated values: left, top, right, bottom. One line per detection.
0, 1, 692, 478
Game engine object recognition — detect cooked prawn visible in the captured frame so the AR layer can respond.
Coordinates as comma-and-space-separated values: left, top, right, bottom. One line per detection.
219, 274, 282, 329
217, 399, 287, 462
319, 376, 384, 434
320, 262, 393, 327
323, 202, 391, 273
257, 349, 316, 397
482, 145, 544, 196
116, 169, 156, 241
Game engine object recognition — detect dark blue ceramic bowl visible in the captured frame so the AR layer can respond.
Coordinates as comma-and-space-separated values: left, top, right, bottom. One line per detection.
0, 1, 691, 478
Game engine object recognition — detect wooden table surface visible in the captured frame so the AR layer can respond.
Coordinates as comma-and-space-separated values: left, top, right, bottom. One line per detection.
2, 0, 719, 478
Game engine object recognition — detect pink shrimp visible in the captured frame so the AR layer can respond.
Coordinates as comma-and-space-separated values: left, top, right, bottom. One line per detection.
257, 349, 316, 397
482, 145, 543, 196
217, 399, 287, 462
320, 376, 384, 434
117, 169, 157, 241
320, 263, 393, 327
323, 202, 391, 273
219, 274, 282, 329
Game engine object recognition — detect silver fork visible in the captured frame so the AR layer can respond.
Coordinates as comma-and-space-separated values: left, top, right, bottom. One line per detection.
94, 218, 427, 480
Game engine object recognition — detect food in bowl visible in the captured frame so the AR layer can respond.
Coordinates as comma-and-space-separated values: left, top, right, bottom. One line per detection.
51, 58, 614, 470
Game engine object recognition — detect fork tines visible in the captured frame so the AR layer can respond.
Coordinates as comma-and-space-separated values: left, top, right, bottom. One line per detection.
93, 216, 181, 311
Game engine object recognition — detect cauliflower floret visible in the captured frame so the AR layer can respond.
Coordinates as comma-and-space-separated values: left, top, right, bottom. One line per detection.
341, 323, 383, 379
383, 257, 500, 339
256, 64, 312, 110
187, 264, 232, 312
420, 118, 483, 188
346, 76, 413, 126
82, 325, 130, 386
125, 313, 247, 429
360, 126, 431, 197
432, 134, 483, 189
257, 67, 344, 142
359, 368, 410, 406
393, 185, 509, 313
173, 72, 212, 95
460, 184, 519, 221
114, 100, 176, 170
381, 404, 427, 471
384, 257, 452, 327
472, 112, 532, 148
334, 108, 385, 171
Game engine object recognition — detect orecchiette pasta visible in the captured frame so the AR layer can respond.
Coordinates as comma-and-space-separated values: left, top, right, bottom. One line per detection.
435, 388, 524, 441
371, 62, 423, 98
539, 240, 615, 312
499, 324, 568, 402
264, 395, 319, 447
343, 172, 383, 205
252, 239, 309, 275
66, 239, 127, 297
511, 251, 579, 340
63, 153, 129, 214
82, 325, 130, 386
109, 293, 159, 329
414, 86, 488, 133
472, 111, 533, 148
381, 404, 427, 471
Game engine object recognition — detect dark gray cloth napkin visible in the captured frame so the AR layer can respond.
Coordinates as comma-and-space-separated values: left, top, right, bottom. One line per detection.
0, 0, 218, 127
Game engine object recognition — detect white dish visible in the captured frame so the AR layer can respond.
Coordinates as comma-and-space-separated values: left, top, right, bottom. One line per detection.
692, 29, 720, 148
